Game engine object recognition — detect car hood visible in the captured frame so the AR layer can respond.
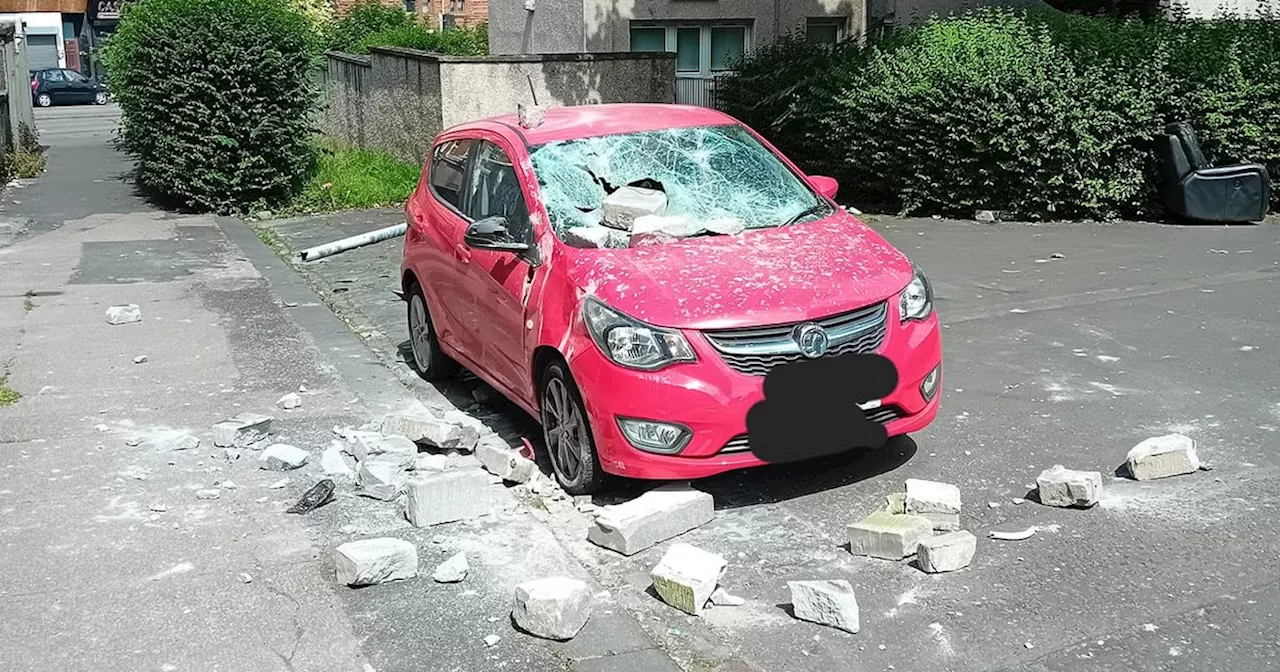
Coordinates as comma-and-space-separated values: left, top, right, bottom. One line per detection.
561, 212, 915, 330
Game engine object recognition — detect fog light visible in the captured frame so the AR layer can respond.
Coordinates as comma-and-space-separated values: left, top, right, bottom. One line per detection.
920, 366, 941, 401
617, 418, 692, 454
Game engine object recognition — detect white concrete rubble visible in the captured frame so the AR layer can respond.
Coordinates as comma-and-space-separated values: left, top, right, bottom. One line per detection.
381, 412, 479, 452
195, 488, 221, 500
413, 453, 451, 471
432, 551, 469, 583
212, 413, 273, 448
587, 484, 714, 556
258, 444, 310, 471
905, 478, 963, 531
917, 530, 977, 573
788, 580, 860, 634
483, 634, 501, 647
321, 442, 355, 478
710, 586, 745, 606
1036, 464, 1102, 508
601, 185, 667, 231
334, 538, 418, 587
563, 225, 628, 249
884, 492, 906, 514
848, 511, 934, 560
403, 468, 492, 527
276, 393, 302, 410
105, 304, 141, 325
512, 576, 594, 641
350, 432, 418, 463
359, 460, 408, 501
650, 543, 728, 616
475, 442, 536, 484
379, 410, 442, 440
1127, 434, 1201, 481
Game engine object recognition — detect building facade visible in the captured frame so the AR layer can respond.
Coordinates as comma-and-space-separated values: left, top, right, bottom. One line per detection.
0, 0, 86, 72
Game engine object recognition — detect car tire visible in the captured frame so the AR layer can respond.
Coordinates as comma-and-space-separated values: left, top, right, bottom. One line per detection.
93, 92, 108, 105
406, 282, 455, 381
35, 93, 51, 108
539, 360, 606, 496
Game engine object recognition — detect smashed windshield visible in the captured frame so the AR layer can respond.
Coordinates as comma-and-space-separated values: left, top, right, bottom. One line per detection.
528, 124, 826, 249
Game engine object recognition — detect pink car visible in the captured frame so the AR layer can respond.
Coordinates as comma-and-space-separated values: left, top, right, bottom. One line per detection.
401, 103, 942, 495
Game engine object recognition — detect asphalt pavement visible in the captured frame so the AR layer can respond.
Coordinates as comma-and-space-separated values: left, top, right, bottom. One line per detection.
260, 201, 1280, 671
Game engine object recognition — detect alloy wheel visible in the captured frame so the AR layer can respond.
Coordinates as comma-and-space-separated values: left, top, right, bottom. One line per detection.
408, 293, 433, 373
542, 377, 584, 481
36, 94, 50, 107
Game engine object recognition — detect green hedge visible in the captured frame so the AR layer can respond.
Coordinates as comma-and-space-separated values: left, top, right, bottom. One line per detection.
350, 22, 488, 56
719, 7, 1280, 219
103, 0, 318, 213
328, 0, 414, 53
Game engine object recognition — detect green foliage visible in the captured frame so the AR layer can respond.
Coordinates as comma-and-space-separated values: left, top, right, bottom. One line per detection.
103, 0, 318, 214
0, 376, 19, 407
288, 141, 420, 213
349, 22, 488, 56
328, 0, 415, 53
718, 7, 1280, 219
14, 123, 45, 178
291, 0, 336, 44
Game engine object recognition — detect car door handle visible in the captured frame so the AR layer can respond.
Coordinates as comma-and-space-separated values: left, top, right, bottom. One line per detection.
454, 243, 471, 263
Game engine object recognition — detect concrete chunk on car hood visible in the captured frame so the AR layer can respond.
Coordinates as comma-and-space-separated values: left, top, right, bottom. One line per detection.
563, 211, 914, 330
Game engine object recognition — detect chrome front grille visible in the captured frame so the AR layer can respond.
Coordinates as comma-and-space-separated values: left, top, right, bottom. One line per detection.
703, 302, 889, 377
719, 405, 904, 454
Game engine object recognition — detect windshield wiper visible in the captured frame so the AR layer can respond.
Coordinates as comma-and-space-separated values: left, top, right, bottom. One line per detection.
783, 202, 832, 227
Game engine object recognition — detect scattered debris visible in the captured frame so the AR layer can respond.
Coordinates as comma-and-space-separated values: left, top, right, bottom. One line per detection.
105, 304, 142, 325
222, 448, 242, 462
650, 542, 727, 617
124, 437, 145, 447
1036, 464, 1102, 508
1011, 497, 1026, 505
195, 488, 221, 500
334, 538, 419, 587
1050, 252, 1065, 259
848, 511, 933, 560
884, 492, 906, 514
788, 580, 860, 634
350, 432, 417, 465
220, 480, 238, 490
975, 210, 998, 222
276, 393, 302, 410
120, 464, 149, 480
573, 495, 597, 513
404, 468, 493, 527
512, 577, 593, 641
1126, 434, 1200, 481
268, 477, 289, 490
238, 573, 253, 583
989, 527, 1037, 541
710, 586, 745, 606
287, 479, 336, 514
413, 453, 451, 472
259, 444, 310, 471
432, 551, 469, 583
321, 442, 356, 478
475, 442, 536, 484
381, 412, 479, 452
917, 531, 977, 573
133, 355, 148, 364
587, 484, 713, 556
149, 502, 168, 512
164, 434, 200, 452
602, 185, 668, 231
905, 478, 962, 531
358, 460, 408, 501
213, 413, 273, 448
987, 502, 1000, 509
483, 634, 501, 648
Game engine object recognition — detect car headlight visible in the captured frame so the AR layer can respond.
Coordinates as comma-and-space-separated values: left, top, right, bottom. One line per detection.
581, 297, 696, 371
900, 266, 934, 322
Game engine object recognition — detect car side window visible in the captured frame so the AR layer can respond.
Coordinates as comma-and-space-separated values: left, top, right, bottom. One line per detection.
65, 70, 87, 83
429, 138, 473, 211
43, 70, 65, 83
466, 141, 531, 243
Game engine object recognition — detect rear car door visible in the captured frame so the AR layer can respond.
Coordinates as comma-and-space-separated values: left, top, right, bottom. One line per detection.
457, 138, 540, 400
406, 137, 479, 359
62, 69, 95, 103
40, 69, 69, 102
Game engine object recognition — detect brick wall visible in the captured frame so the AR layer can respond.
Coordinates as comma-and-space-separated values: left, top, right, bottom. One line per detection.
419, 0, 489, 28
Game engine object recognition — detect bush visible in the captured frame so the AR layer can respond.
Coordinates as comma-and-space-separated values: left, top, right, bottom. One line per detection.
349, 22, 488, 56
14, 123, 45, 179
288, 141, 420, 213
718, 7, 1280, 219
103, 0, 318, 213
328, 0, 415, 53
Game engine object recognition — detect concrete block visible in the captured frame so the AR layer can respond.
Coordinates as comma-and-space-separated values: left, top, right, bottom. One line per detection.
602, 185, 667, 231
321, 443, 355, 478
1036, 464, 1102, 508
1127, 434, 1201, 481
917, 530, 977, 573
475, 442, 536, 484
334, 538, 418, 586
413, 453, 451, 471
105, 304, 141, 325
359, 460, 408, 501
848, 511, 934, 560
351, 432, 418, 463
905, 478, 962, 528
512, 576, 593, 641
403, 468, 492, 527
258, 444, 309, 471
788, 580, 860, 634
212, 413, 273, 448
650, 543, 727, 616
586, 484, 714, 556
432, 551, 469, 583
917, 512, 961, 532
884, 492, 906, 514
381, 413, 478, 452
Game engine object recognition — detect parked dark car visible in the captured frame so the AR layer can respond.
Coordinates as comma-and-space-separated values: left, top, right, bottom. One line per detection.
30, 68, 108, 107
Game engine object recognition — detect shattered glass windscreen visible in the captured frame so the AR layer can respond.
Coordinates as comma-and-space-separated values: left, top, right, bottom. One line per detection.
529, 124, 823, 246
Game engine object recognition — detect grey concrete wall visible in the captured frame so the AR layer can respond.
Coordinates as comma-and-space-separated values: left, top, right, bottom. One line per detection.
438, 52, 676, 131
884, 0, 1046, 24
490, 0, 586, 55
321, 48, 675, 163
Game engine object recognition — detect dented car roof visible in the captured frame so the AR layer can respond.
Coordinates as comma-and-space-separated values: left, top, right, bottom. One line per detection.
458, 103, 739, 146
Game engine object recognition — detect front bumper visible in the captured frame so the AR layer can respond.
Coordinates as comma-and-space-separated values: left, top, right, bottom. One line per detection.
568, 304, 943, 480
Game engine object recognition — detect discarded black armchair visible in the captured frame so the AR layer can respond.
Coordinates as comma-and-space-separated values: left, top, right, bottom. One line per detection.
1156, 122, 1271, 223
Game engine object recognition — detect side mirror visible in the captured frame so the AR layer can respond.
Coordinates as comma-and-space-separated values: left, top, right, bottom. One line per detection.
809, 175, 839, 201
464, 215, 530, 253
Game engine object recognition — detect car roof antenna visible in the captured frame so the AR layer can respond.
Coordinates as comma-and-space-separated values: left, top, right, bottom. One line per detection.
519, 75, 544, 129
